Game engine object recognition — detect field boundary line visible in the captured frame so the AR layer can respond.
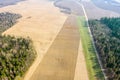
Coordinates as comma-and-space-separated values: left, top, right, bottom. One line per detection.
74, 39, 89, 80
80, 2, 107, 80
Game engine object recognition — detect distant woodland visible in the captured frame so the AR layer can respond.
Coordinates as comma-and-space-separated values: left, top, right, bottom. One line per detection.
89, 17, 120, 80
0, 12, 36, 80
0, 12, 21, 33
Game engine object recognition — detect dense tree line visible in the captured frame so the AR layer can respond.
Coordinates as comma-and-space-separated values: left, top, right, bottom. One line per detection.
0, 12, 21, 33
0, 12, 36, 80
0, 36, 36, 80
100, 17, 120, 39
89, 17, 120, 80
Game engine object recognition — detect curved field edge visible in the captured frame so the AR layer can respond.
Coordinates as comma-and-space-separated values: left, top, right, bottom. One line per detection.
0, 36, 36, 80
15, 37, 36, 80
77, 16, 104, 80
0, 12, 36, 80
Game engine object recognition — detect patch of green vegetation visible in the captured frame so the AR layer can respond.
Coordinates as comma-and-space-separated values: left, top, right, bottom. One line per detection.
0, 12, 36, 80
77, 16, 104, 80
89, 18, 120, 80
0, 36, 36, 80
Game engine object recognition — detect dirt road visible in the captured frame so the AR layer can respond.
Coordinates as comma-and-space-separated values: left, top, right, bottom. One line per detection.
74, 40, 89, 80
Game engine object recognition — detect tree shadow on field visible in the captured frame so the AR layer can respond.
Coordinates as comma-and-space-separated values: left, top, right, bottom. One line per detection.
88, 41, 104, 80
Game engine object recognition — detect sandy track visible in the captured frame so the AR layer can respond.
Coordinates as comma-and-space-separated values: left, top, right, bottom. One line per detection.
1, 0, 67, 79
30, 15, 80, 80
74, 40, 89, 80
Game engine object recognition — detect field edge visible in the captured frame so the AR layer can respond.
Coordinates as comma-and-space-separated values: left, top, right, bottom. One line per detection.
77, 16, 104, 80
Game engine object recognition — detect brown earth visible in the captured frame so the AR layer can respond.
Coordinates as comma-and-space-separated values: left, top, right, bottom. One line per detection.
1, 0, 89, 80
30, 15, 80, 80
1, 0, 67, 79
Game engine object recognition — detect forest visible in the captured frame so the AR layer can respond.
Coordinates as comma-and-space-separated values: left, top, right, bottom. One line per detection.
89, 17, 120, 80
0, 12, 21, 33
0, 12, 36, 80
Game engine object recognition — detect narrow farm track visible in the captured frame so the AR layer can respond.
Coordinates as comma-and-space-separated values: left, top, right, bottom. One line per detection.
74, 40, 89, 80
81, 3, 107, 79
30, 15, 80, 80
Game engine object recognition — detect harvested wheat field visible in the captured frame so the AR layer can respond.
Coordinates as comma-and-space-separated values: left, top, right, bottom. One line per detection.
30, 15, 80, 80
1, 0, 67, 79
1, 0, 89, 80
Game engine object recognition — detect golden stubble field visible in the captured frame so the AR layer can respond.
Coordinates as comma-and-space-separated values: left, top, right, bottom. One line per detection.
30, 15, 80, 80
0, 0, 89, 80
1, 0, 67, 79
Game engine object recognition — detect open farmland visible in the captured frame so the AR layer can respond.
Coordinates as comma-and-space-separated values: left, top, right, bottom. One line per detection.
0, 0, 90, 80
92, 0, 120, 14
0, 0, 25, 8
1, 0, 120, 80
54, 0, 84, 16
82, 0, 120, 19
1, 0, 67, 79
30, 15, 81, 80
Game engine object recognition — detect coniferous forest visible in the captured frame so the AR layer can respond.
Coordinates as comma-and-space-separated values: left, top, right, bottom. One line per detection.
0, 12, 36, 80
89, 17, 120, 80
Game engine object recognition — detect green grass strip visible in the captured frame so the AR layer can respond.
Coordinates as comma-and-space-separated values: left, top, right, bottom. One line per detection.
77, 16, 104, 80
